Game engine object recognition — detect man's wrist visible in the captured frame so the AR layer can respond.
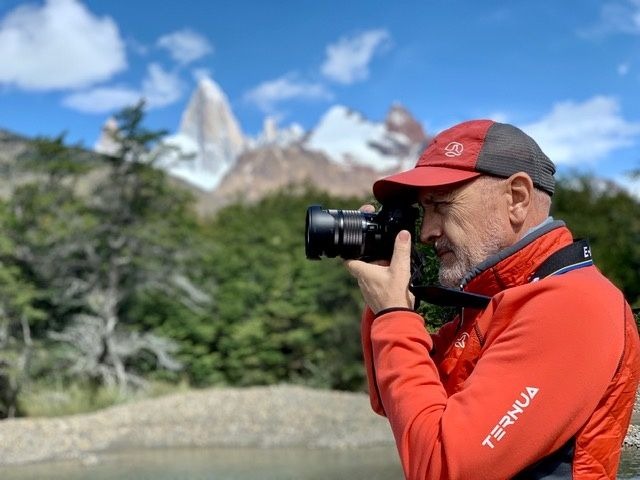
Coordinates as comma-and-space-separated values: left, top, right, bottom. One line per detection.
374, 307, 416, 318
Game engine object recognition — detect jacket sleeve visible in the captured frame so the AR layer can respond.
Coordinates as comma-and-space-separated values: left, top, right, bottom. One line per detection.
428, 318, 459, 360
369, 275, 625, 480
361, 308, 460, 417
361, 307, 386, 416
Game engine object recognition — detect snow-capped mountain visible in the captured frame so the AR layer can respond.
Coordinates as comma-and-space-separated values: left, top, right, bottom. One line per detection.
304, 104, 428, 172
200, 103, 429, 210
251, 116, 305, 148
162, 77, 246, 191
94, 78, 430, 204
385, 103, 429, 145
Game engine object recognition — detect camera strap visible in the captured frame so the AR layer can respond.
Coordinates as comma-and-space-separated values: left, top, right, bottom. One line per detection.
410, 239, 594, 309
409, 284, 492, 309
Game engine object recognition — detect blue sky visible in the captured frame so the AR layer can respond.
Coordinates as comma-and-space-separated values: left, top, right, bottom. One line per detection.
0, 0, 639, 191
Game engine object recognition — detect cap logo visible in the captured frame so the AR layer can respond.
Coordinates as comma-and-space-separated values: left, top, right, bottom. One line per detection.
444, 141, 464, 157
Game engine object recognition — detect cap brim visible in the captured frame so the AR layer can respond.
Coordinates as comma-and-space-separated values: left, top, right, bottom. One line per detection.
373, 166, 482, 204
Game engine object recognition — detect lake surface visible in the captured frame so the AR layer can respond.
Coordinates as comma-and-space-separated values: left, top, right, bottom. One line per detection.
1, 446, 638, 479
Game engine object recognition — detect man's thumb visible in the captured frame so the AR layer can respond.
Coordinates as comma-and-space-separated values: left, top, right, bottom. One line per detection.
390, 230, 411, 276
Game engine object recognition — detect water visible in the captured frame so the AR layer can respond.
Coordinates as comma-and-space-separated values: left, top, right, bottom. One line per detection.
1, 446, 637, 479
0, 447, 403, 480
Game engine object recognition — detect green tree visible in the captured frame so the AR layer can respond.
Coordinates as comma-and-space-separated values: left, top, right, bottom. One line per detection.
552, 176, 640, 306
0, 134, 92, 417
0, 202, 46, 417
202, 188, 370, 390
5, 104, 205, 396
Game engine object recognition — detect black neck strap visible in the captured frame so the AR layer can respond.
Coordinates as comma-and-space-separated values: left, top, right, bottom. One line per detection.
411, 239, 594, 309
529, 239, 592, 282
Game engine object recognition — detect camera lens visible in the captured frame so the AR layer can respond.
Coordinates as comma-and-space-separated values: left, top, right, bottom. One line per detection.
305, 205, 375, 260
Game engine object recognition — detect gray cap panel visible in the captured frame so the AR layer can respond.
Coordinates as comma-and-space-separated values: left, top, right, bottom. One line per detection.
476, 123, 556, 195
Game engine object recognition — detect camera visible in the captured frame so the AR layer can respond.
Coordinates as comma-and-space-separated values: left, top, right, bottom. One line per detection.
305, 204, 419, 261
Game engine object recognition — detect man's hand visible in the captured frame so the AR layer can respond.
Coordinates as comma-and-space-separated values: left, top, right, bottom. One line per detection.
345, 224, 415, 315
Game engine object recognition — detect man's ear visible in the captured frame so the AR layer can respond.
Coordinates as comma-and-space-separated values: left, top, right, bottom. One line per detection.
506, 172, 533, 227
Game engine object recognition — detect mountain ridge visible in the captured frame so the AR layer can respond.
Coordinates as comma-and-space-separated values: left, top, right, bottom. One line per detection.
93, 77, 431, 205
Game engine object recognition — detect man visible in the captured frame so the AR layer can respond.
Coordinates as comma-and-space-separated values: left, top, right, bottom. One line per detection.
345, 119, 640, 480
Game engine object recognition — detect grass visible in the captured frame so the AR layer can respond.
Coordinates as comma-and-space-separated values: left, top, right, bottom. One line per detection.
18, 379, 191, 418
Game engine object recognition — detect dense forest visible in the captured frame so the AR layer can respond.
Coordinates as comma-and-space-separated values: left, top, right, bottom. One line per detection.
0, 105, 638, 418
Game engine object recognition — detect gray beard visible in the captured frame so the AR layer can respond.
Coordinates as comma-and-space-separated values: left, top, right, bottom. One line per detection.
437, 223, 504, 288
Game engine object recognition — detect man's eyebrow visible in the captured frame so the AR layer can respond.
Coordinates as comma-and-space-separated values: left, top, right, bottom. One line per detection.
419, 191, 454, 204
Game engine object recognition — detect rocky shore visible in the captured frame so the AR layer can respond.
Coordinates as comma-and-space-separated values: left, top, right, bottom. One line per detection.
0, 385, 394, 466
0, 385, 637, 467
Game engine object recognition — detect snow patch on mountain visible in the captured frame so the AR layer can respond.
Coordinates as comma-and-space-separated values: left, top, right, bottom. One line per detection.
251, 116, 305, 148
304, 105, 418, 172
160, 133, 226, 191
388, 108, 408, 127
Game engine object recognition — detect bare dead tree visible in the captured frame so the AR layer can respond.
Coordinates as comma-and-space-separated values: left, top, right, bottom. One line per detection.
49, 313, 181, 392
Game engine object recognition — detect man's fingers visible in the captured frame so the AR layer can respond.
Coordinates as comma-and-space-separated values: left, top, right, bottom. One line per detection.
359, 204, 376, 213
344, 259, 367, 278
389, 230, 412, 278
344, 231, 413, 312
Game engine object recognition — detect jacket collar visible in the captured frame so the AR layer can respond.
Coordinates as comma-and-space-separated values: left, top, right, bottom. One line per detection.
461, 220, 574, 298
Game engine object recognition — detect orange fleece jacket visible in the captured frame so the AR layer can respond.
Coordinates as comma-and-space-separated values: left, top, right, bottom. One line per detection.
361, 226, 640, 479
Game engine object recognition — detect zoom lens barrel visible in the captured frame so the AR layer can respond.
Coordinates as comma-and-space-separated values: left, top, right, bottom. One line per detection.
305, 204, 418, 261
305, 206, 376, 260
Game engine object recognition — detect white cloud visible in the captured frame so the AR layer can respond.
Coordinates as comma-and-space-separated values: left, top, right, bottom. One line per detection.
63, 63, 183, 113
0, 0, 126, 90
321, 29, 391, 84
522, 96, 640, 165
157, 29, 212, 65
142, 64, 183, 108
601, 0, 640, 34
244, 74, 333, 112
583, 0, 640, 36
618, 62, 630, 75
63, 86, 139, 113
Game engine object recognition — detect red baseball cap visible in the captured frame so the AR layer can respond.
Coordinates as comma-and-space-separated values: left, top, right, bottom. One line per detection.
373, 119, 556, 204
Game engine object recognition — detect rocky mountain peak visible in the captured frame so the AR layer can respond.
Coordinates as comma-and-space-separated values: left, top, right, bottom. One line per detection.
385, 103, 429, 145
196, 76, 225, 103
161, 76, 246, 191
94, 117, 119, 156
178, 77, 245, 155
252, 116, 305, 148
92, 79, 431, 207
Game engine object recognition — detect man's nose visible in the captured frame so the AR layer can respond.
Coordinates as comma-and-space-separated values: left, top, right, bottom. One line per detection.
419, 212, 442, 244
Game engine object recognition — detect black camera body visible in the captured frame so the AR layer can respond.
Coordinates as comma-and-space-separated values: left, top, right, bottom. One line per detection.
305, 204, 494, 310
305, 204, 419, 262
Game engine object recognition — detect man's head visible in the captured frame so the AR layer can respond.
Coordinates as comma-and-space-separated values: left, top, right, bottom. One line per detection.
372, 119, 556, 288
